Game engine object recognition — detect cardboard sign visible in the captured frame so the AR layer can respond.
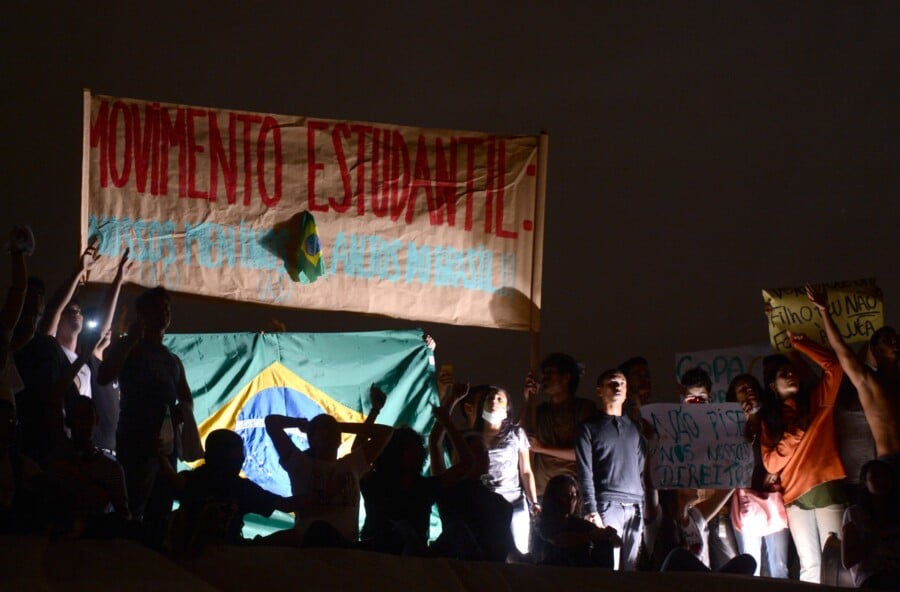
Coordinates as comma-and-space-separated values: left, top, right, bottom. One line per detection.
762, 278, 883, 352
675, 344, 771, 403
640, 403, 753, 489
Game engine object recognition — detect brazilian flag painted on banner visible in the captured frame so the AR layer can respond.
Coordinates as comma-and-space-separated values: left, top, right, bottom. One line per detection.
164, 330, 438, 536
297, 211, 325, 282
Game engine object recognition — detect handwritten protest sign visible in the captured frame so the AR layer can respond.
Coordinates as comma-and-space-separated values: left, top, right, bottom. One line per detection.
640, 403, 753, 489
81, 91, 546, 330
762, 278, 883, 353
675, 344, 771, 403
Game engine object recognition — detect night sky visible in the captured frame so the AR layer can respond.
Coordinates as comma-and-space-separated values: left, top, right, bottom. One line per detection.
2, 2, 898, 402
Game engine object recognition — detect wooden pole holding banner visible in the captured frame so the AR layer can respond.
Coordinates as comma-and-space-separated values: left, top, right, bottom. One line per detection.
80, 89, 92, 254
528, 132, 549, 373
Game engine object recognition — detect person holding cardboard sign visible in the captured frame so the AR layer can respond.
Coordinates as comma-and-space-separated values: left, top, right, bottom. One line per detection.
759, 332, 847, 583
678, 367, 740, 571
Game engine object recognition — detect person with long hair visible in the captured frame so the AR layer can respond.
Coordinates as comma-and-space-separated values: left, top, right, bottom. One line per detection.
726, 373, 790, 577
474, 385, 538, 554
759, 332, 847, 583
533, 474, 619, 567
361, 398, 474, 555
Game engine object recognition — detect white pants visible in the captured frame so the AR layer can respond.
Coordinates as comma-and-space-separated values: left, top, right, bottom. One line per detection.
785, 503, 844, 583
510, 495, 531, 554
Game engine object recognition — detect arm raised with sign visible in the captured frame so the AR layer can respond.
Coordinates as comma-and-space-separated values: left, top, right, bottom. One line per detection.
807, 283, 900, 457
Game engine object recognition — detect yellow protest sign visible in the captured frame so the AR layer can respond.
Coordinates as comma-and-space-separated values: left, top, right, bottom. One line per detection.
762, 278, 883, 352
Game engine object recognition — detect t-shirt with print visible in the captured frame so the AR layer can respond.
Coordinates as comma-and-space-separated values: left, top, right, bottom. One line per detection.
487, 426, 529, 503
281, 446, 369, 542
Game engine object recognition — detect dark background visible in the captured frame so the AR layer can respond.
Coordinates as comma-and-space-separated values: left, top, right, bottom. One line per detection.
2, 2, 897, 403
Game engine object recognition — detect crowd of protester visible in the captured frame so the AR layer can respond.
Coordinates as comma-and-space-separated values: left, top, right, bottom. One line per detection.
2, 227, 899, 589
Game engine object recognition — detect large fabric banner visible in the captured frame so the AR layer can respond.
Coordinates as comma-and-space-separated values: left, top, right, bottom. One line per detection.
82, 91, 546, 330
164, 330, 438, 534
762, 278, 883, 353
640, 403, 753, 489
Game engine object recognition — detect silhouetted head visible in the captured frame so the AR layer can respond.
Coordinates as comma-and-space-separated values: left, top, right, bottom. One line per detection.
620, 356, 652, 405
543, 474, 581, 519
307, 414, 341, 458
870, 326, 899, 368
204, 429, 245, 475
136, 286, 171, 332
373, 426, 425, 476
540, 352, 582, 397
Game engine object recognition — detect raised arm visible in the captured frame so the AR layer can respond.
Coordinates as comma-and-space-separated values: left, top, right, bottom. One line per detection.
1, 226, 31, 335
38, 239, 99, 336
98, 318, 143, 385
432, 402, 474, 488
788, 331, 843, 409
806, 283, 878, 398
336, 420, 393, 466
428, 381, 470, 475
265, 414, 308, 461
352, 385, 386, 452
92, 250, 131, 358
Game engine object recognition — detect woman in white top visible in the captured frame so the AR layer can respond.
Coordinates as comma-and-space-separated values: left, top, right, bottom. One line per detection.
473, 385, 539, 554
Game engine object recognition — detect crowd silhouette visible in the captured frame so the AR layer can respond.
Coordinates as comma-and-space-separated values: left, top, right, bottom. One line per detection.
2, 227, 899, 589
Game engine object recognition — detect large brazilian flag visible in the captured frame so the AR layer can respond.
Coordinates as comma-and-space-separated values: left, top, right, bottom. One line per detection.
163, 330, 438, 536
